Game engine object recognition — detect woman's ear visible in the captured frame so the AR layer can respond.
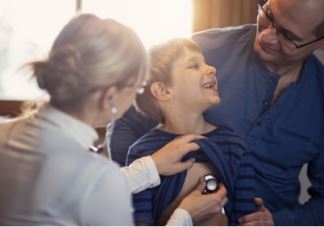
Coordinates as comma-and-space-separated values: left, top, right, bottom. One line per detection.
99, 86, 118, 110
150, 82, 172, 101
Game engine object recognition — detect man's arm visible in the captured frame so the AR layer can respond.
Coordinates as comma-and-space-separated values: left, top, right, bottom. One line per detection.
108, 106, 157, 166
240, 145, 324, 226
272, 147, 324, 226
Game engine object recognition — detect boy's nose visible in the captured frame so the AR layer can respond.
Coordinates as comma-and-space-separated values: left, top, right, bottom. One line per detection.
206, 65, 216, 76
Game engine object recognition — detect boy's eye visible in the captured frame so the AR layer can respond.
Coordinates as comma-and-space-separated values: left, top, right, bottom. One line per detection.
188, 63, 199, 69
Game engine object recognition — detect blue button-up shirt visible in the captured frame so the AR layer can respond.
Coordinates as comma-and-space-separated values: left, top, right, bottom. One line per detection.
110, 24, 324, 225
193, 24, 324, 225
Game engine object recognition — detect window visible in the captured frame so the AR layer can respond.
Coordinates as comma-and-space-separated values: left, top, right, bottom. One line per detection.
82, 0, 192, 48
0, 0, 192, 100
0, 0, 75, 99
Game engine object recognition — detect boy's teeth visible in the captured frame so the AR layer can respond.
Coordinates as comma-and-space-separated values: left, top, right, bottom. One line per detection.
203, 83, 213, 89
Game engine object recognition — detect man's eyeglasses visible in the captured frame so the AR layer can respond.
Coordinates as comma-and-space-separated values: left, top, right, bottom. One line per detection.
258, 0, 324, 49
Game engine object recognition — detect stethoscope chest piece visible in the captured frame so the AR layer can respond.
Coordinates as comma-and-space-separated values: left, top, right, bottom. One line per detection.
202, 174, 219, 194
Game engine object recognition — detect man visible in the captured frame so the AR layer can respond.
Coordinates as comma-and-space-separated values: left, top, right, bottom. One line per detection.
109, 0, 324, 225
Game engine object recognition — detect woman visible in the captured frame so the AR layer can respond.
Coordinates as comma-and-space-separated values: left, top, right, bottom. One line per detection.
0, 14, 226, 225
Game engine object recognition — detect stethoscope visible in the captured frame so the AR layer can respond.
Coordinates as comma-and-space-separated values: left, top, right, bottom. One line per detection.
89, 98, 116, 157
89, 144, 105, 154
88, 129, 109, 155
89, 110, 115, 157
203, 174, 225, 214
202, 174, 219, 194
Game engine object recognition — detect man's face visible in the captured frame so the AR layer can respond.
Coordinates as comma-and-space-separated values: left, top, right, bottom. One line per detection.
254, 0, 324, 67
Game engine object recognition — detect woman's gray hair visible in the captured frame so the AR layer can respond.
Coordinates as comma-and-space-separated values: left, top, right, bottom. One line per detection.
28, 13, 148, 109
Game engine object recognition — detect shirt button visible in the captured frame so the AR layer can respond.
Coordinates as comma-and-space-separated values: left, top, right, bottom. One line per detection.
263, 100, 270, 106
256, 121, 262, 126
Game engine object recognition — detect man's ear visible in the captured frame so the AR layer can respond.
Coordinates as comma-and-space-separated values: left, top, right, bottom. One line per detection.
150, 82, 173, 101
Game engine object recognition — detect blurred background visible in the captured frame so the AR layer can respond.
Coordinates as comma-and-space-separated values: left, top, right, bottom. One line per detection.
0, 0, 258, 101
0, 0, 317, 205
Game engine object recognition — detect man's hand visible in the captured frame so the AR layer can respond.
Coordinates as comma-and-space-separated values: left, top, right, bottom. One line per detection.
238, 197, 274, 226
178, 178, 228, 224
151, 134, 204, 176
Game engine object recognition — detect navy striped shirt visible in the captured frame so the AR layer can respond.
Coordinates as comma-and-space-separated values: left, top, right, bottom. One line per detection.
127, 127, 256, 225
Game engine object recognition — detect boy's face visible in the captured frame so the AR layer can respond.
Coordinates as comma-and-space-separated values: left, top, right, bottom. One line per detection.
168, 47, 220, 112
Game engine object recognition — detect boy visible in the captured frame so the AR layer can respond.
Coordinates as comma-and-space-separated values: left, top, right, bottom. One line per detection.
127, 39, 256, 225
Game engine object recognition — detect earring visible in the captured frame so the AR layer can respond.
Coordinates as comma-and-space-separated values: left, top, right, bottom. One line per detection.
111, 106, 117, 115
108, 96, 118, 116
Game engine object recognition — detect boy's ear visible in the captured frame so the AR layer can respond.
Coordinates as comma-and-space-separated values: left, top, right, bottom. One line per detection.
150, 82, 173, 101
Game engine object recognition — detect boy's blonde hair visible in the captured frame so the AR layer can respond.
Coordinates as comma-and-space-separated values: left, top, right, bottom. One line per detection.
135, 38, 201, 123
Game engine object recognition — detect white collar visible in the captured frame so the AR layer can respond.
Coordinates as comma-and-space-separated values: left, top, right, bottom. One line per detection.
39, 104, 99, 150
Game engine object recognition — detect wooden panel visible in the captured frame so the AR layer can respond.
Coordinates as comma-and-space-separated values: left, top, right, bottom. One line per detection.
192, 0, 258, 32
0, 100, 23, 117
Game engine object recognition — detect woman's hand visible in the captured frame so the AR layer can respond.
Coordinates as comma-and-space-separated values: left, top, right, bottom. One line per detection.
151, 134, 204, 176
178, 178, 228, 224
